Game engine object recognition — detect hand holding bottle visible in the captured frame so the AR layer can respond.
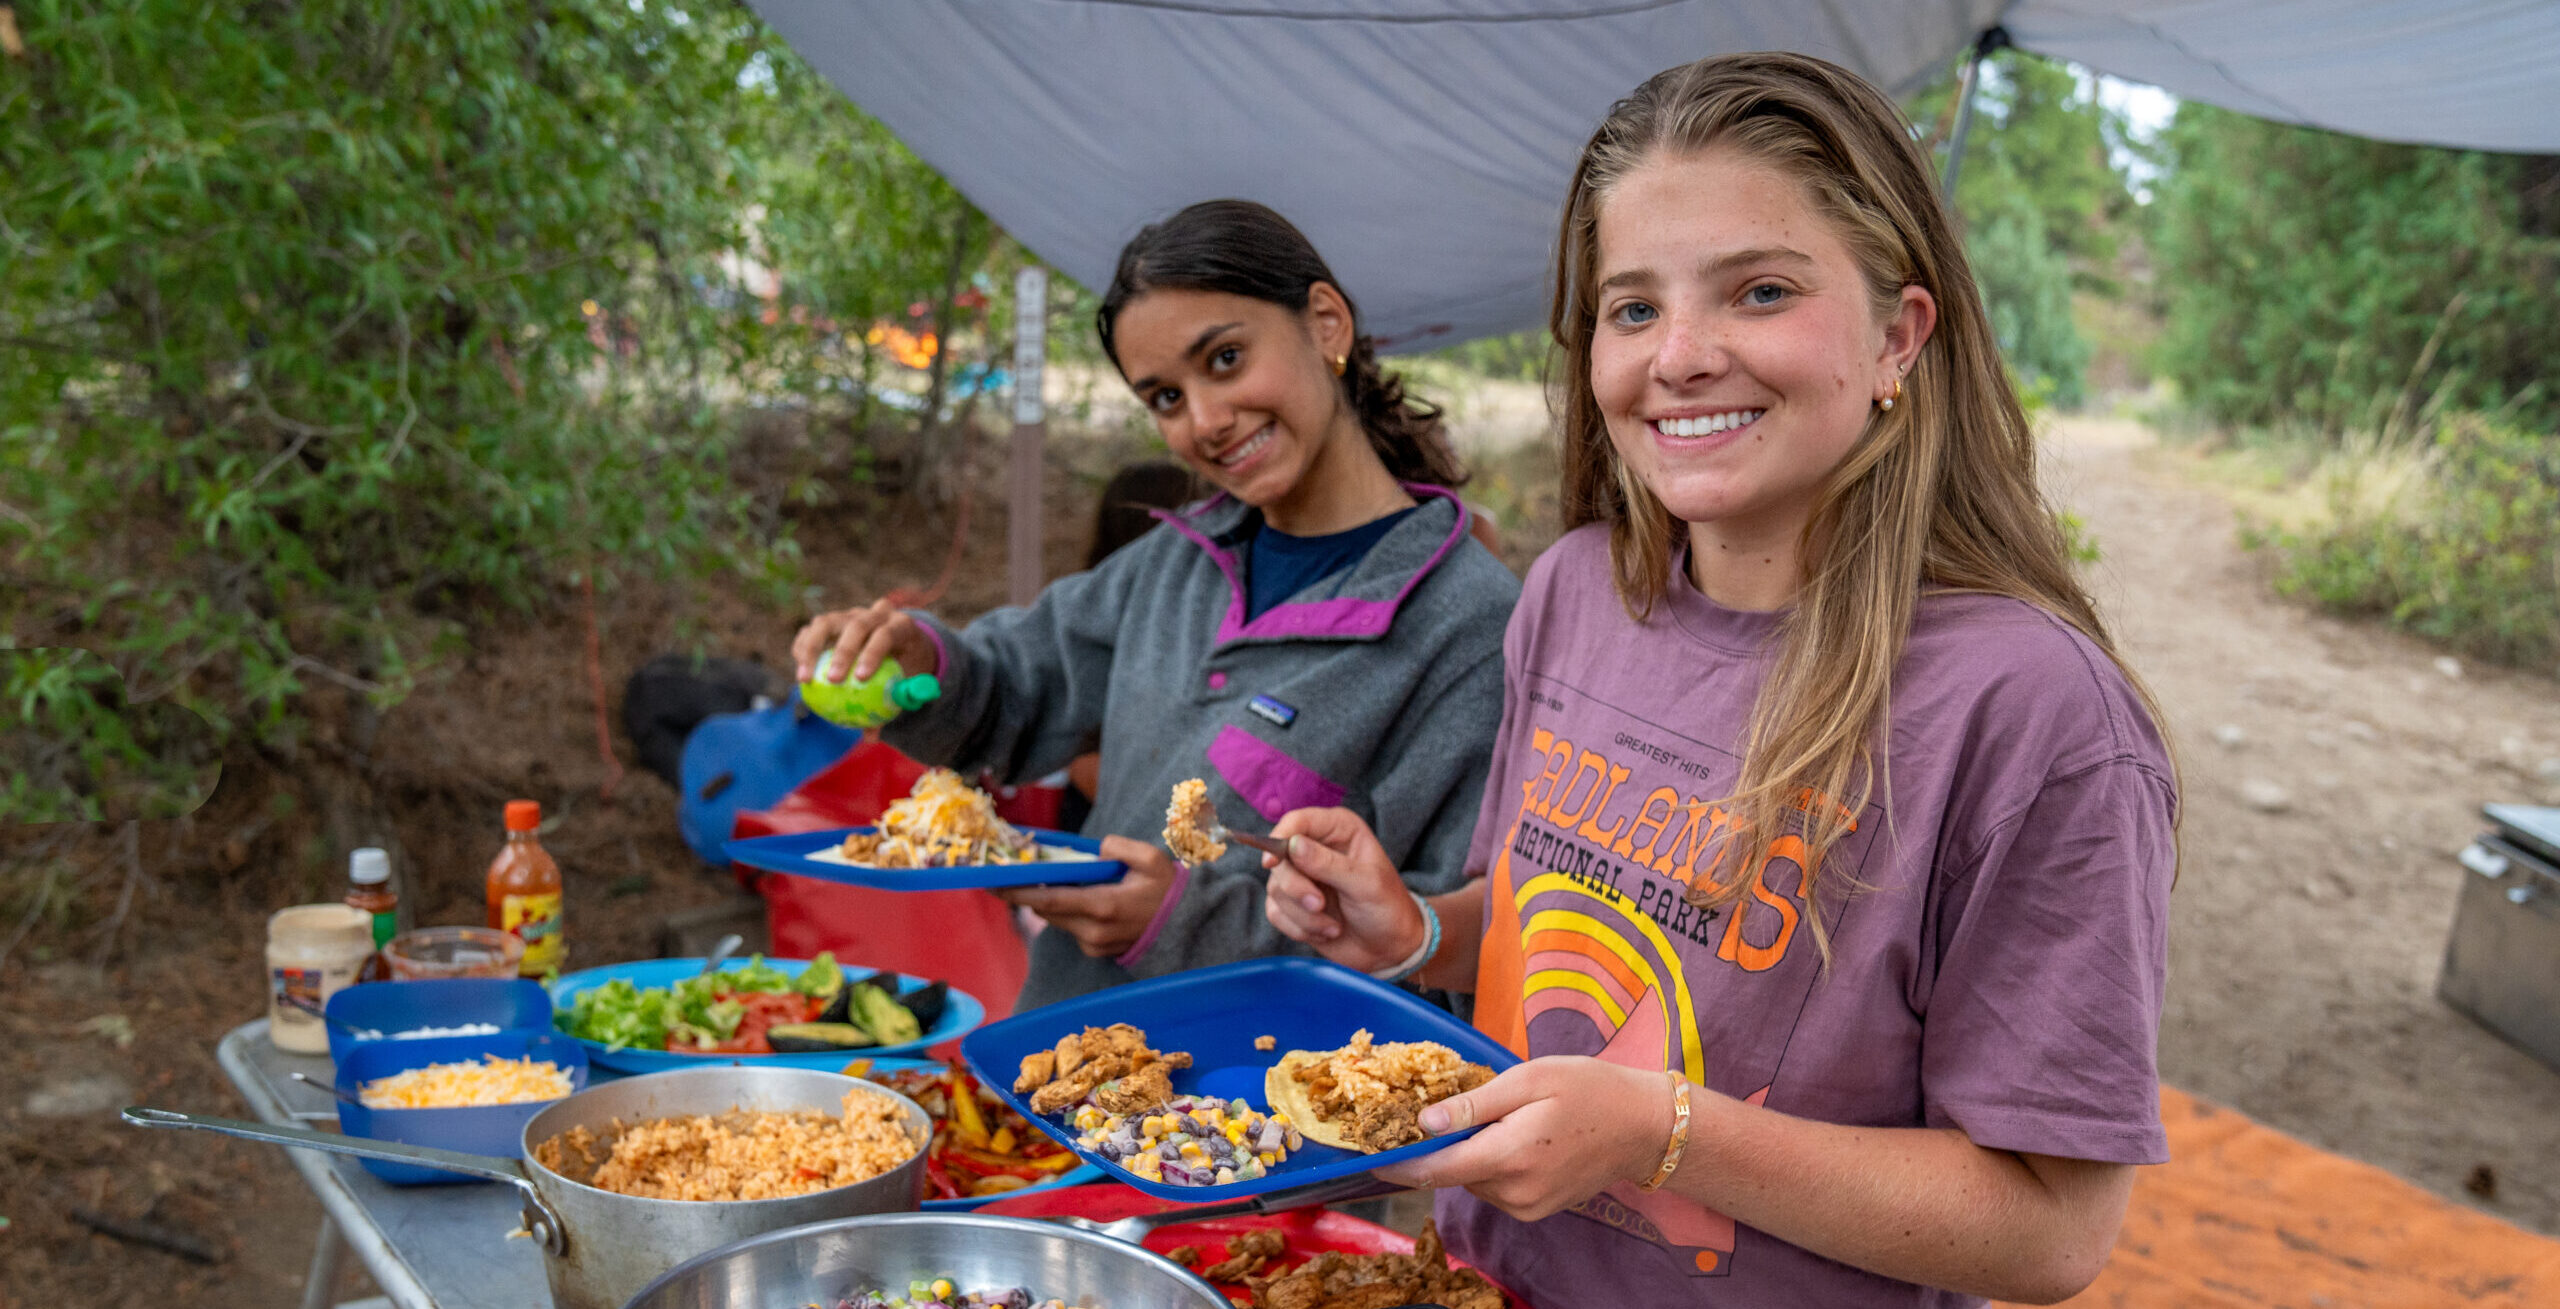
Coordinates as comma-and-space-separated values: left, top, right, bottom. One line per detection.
792, 597, 941, 687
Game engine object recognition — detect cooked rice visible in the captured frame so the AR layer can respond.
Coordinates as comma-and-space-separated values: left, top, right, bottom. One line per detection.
1162, 778, 1226, 864
536, 1089, 916, 1202
839, 768, 1035, 868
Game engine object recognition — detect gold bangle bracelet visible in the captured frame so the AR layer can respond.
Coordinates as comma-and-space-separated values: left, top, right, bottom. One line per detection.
1640, 1070, 1692, 1192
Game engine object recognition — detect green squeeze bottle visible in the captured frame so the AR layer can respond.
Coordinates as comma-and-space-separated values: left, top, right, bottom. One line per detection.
801, 650, 942, 729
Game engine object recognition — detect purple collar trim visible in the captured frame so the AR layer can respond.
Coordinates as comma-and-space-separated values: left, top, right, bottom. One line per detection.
1151, 484, 1471, 645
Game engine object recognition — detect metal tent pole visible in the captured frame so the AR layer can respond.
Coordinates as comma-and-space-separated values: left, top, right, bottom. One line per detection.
1941, 26, 2013, 197
1006, 267, 1050, 608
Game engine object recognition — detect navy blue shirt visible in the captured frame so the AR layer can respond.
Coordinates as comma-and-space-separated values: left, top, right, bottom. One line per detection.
1245, 507, 1419, 621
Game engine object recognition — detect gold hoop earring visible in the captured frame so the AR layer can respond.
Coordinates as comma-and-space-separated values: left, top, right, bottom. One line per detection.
1877, 375, 1904, 411
1331, 354, 1348, 377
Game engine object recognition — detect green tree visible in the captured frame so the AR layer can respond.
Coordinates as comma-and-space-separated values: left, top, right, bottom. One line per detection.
2149, 104, 2560, 434
1914, 53, 2130, 406
0, 1, 1014, 822
744, 45, 1040, 484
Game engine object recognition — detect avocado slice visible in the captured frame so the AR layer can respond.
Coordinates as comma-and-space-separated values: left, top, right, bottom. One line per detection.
766, 1022, 878, 1053
819, 969, 889, 1025
846, 983, 923, 1046
895, 979, 950, 1030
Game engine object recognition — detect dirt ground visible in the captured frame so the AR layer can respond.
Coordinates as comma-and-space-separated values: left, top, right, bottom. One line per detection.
2045, 415, 2560, 1236
6, 405, 2557, 1306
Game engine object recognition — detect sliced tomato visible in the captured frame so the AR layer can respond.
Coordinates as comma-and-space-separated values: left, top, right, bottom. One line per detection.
696, 990, 821, 1055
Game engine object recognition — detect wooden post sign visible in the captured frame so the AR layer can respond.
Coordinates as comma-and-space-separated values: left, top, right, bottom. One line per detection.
1008, 267, 1048, 608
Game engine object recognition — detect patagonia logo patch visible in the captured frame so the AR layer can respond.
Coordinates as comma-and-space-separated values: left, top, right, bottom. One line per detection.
1247, 695, 1298, 728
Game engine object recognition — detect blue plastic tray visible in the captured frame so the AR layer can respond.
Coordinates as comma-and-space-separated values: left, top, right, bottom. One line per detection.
322, 977, 553, 1067
960, 958, 1520, 1201
336, 1030, 590, 1185
547, 957, 983, 1074
725, 827, 1125, 890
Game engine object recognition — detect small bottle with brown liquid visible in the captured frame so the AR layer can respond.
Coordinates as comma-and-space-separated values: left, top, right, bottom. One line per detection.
345, 847, 398, 983
485, 800, 564, 977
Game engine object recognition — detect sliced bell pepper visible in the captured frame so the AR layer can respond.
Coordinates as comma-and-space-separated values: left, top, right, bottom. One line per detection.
946, 1143, 1081, 1174
923, 1151, 961, 1200
946, 1070, 991, 1148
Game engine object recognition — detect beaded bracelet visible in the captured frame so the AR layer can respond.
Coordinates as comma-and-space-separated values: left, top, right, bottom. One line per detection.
1640, 1071, 1693, 1192
1370, 892, 1441, 984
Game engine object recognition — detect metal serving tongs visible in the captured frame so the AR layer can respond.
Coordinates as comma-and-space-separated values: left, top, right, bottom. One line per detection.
1041, 1171, 1403, 1245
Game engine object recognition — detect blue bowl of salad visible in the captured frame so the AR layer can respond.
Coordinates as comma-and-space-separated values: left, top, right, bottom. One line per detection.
548, 954, 982, 1074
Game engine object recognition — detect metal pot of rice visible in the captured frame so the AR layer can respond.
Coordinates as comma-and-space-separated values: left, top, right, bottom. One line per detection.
127, 1066, 930, 1309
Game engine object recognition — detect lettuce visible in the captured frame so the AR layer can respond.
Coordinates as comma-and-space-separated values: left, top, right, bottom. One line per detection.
559, 979, 674, 1052
793, 952, 843, 999
555, 954, 838, 1051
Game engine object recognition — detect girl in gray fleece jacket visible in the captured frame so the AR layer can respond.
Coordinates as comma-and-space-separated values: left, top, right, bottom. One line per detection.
793, 201, 1518, 1008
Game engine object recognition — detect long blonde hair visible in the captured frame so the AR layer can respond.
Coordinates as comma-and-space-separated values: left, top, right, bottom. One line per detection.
1552, 52, 2170, 948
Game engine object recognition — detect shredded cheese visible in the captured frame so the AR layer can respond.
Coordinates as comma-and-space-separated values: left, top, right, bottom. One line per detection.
839, 768, 1035, 868
359, 1054, 574, 1109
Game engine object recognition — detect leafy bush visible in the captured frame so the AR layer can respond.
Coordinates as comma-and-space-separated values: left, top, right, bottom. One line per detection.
1913, 53, 2130, 408
0, 2, 1020, 822
1969, 204, 2093, 408
1426, 331, 1552, 384
2150, 105, 2560, 435
2262, 415, 2560, 669
2, 648, 218, 825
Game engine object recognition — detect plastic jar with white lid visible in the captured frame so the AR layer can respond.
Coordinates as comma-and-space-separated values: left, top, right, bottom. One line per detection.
267, 903, 373, 1053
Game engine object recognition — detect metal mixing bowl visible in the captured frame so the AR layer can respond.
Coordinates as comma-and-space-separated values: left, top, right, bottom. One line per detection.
620, 1211, 1228, 1309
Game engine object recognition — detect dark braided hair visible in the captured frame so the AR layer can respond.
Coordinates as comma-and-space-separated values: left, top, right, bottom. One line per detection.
1097, 200, 1468, 488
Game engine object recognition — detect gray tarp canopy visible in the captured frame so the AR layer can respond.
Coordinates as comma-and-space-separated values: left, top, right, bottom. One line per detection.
752, 0, 2560, 348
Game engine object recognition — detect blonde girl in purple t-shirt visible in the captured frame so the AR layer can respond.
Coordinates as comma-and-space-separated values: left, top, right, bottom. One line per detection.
1262, 53, 2177, 1306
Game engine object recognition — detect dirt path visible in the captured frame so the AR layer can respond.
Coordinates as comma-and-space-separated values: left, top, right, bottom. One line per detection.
2042, 415, 2560, 1236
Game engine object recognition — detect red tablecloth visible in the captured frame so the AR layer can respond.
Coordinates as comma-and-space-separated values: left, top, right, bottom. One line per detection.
982, 1183, 1525, 1306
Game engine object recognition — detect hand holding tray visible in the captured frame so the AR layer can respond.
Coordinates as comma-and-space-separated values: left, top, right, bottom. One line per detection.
961, 958, 1520, 1202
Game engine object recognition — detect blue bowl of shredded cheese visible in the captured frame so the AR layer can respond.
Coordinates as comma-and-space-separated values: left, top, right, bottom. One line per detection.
335, 1030, 590, 1184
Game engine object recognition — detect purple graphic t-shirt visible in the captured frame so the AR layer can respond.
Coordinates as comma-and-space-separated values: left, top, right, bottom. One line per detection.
1443, 525, 2176, 1308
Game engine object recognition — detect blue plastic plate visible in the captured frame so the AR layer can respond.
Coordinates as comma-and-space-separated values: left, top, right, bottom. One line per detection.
323, 977, 553, 1068
336, 1030, 590, 1185
725, 827, 1125, 891
961, 958, 1520, 1202
547, 957, 983, 1074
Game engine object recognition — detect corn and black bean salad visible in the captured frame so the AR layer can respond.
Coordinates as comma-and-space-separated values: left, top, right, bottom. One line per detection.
1070, 1092, 1302, 1188
820, 1281, 1086, 1309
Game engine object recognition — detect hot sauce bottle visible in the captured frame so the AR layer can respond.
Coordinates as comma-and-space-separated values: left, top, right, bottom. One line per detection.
345, 846, 398, 983
486, 800, 564, 977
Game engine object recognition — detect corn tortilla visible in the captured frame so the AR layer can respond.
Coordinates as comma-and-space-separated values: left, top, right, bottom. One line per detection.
1264, 1048, 1360, 1151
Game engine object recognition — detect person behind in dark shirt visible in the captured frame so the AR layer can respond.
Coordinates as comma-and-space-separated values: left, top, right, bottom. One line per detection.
1057, 461, 1200, 831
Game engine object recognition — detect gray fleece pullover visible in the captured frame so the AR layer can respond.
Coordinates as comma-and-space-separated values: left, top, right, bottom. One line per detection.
883, 485, 1518, 1009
